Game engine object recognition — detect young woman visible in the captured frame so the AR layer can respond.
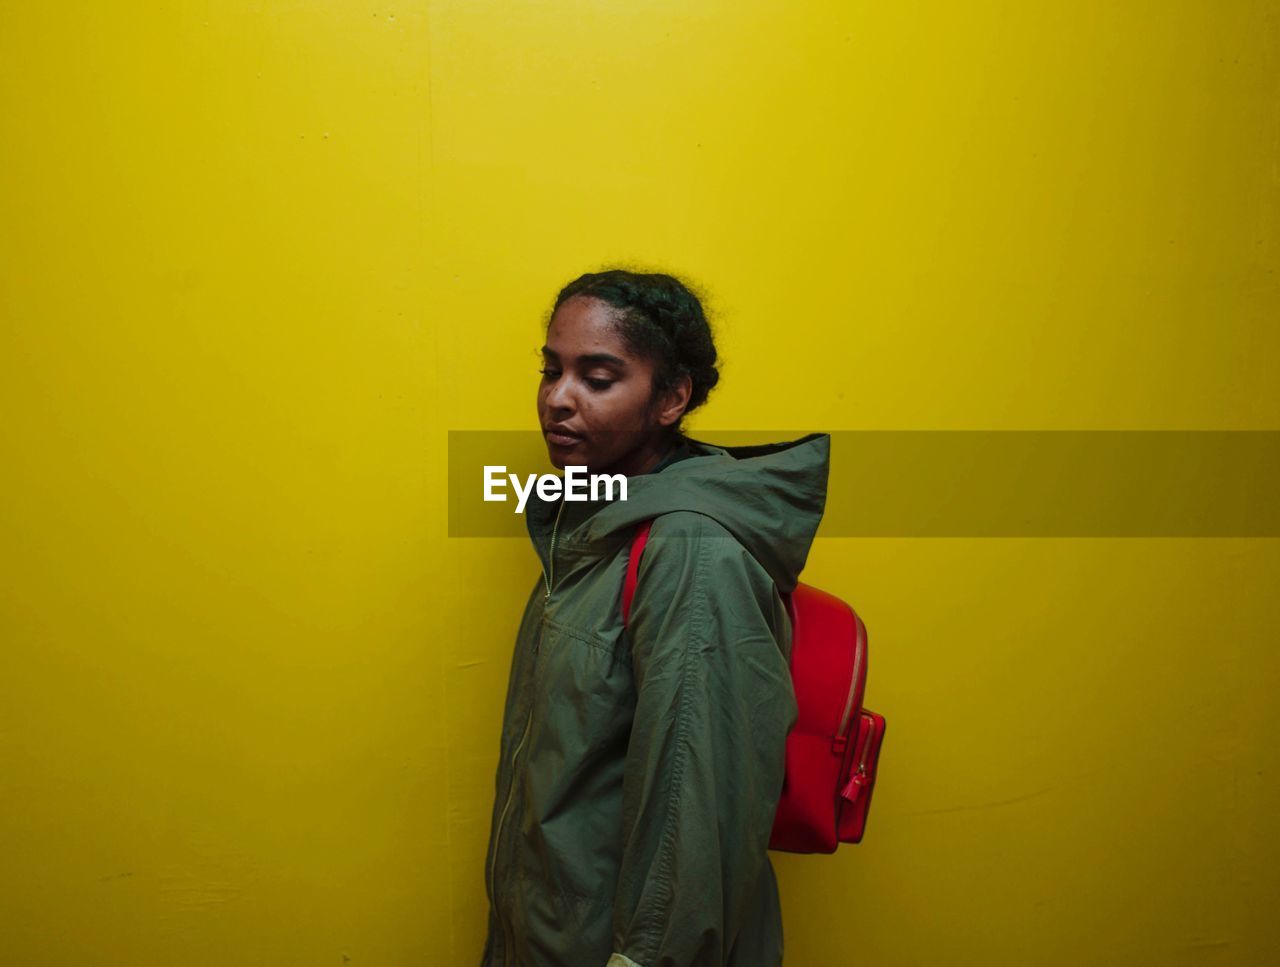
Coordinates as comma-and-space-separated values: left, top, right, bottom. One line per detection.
481, 269, 830, 967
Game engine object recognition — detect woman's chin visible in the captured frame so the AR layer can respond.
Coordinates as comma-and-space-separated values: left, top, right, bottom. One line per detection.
545, 439, 592, 470
544, 447, 586, 471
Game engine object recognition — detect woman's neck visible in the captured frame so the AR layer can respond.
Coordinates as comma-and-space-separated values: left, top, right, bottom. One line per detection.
606, 433, 681, 478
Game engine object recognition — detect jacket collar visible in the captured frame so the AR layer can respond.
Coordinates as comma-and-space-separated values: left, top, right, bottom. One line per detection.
525, 432, 830, 593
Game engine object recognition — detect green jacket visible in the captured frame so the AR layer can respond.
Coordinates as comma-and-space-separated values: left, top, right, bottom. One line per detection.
481, 432, 831, 967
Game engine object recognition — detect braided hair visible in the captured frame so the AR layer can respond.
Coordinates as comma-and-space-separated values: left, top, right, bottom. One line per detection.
549, 268, 720, 435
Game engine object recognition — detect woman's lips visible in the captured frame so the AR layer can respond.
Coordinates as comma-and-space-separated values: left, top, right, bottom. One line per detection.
546, 429, 584, 447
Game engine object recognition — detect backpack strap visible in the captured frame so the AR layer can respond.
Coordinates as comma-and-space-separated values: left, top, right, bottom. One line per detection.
621, 519, 654, 628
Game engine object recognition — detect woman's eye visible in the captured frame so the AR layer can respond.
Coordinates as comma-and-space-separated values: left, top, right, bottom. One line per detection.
539, 367, 612, 391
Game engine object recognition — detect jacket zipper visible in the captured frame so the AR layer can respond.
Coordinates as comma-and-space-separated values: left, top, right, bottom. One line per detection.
490, 498, 564, 963
543, 498, 565, 597
490, 702, 533, 964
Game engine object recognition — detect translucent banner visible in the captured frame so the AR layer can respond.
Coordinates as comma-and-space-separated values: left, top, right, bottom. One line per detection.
447, 430, 1280, 538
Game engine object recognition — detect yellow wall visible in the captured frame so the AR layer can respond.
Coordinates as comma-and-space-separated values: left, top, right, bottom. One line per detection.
2, 2, 1277, 964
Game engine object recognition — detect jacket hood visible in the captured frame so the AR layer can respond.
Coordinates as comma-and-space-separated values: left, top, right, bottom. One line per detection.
525, 431, 830, 593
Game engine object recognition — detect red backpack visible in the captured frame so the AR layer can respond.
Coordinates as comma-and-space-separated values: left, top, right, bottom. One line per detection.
622, 519, 886, 854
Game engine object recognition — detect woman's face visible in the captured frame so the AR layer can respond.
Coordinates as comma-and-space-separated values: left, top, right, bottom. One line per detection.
537, 295, 688, 477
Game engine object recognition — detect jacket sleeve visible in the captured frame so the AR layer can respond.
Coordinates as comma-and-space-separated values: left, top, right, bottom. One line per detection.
607, 512, 798, 967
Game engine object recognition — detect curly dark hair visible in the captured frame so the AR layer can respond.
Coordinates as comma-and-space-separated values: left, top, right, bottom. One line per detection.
549, 268, 720, 434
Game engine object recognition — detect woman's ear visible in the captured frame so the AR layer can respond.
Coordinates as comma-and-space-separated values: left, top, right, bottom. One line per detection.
655, 374, 693, 428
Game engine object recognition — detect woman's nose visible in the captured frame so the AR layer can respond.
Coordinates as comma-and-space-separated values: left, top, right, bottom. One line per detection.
545, 375, 576, 413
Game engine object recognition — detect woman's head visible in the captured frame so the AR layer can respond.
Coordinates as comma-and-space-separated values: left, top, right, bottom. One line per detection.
538, 268, 720, 477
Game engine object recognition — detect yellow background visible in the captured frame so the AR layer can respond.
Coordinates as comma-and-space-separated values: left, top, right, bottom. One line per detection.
2, 2, 1277, 964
